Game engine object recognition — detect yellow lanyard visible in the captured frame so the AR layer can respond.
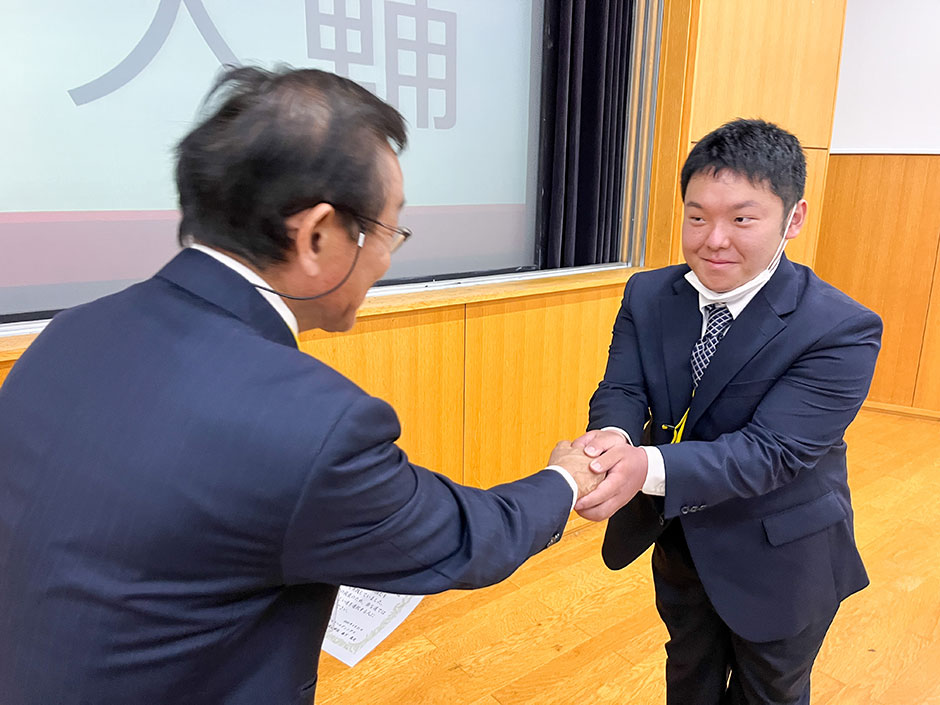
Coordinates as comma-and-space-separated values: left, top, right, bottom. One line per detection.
663, 393, 693, 444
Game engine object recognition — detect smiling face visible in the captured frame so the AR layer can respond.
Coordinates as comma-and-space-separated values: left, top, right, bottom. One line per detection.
681, 169, 806, 293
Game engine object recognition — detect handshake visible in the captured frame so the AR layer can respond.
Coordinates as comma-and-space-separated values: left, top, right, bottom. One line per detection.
548, 429, 650, 522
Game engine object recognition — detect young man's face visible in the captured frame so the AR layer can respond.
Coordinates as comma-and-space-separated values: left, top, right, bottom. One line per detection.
681, 170, 804, 293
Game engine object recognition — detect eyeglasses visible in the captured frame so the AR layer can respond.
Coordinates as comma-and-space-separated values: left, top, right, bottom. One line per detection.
354, 214, 412, 253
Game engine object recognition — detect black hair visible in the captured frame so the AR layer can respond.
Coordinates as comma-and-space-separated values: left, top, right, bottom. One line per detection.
175, 66, 407, 267
680, 119, 806, 213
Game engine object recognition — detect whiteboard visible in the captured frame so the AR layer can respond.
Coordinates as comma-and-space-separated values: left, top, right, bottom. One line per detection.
0, 0, 543, 318
831, 0, 940, 154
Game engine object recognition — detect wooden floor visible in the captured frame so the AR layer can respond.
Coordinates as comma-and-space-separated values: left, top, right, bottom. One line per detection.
316, 410, 940, 704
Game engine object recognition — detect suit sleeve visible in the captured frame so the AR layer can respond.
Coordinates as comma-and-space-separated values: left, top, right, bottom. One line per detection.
658, 309, 882, 518
587, 276, 649, 440
279, 394, 572, 593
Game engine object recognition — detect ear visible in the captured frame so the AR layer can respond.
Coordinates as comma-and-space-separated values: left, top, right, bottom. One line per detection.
784, 200, 808, 240
284, 203, 337, 278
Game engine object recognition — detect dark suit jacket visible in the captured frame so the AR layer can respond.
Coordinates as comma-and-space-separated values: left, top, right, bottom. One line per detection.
0, 249, 572, 704
588, 256, 882, 643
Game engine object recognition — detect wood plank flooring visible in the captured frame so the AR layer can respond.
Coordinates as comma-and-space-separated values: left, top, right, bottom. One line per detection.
316, 410, 940, 704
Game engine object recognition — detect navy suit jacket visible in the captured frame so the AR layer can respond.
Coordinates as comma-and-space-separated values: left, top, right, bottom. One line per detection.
0, 249, 573, 704
588, 256, 882, 643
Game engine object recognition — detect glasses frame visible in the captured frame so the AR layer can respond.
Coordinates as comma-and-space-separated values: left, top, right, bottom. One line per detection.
353, 213, 412, 253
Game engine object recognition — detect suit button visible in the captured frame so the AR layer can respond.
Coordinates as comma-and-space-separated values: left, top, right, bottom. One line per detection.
545, 531, 561, 548
658, 514, 665, 526
689, 506, 697, 513
680, 505, 689, 515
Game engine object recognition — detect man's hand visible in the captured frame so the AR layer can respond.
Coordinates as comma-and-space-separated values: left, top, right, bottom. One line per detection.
548, 441, 605, 499
574, 443, 648, 521
571, 428, 629, 457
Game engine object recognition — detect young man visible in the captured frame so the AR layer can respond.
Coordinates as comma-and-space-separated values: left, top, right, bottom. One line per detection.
0, 67, 600, 704
576, 119, 881, 704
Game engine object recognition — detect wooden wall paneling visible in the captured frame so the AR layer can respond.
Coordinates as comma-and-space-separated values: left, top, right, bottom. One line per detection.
0, 335, 32, 391
785, 147, 829, 268
0, 361, 13, 388
669, 141, 693, 267
689, 0, 847, 149
864, 400, 940, 423
815, 154, 940, 406
645, 0, 700, 269
463, 285, 626, 489
299, 306, 465, 482
913, 237, 940, 411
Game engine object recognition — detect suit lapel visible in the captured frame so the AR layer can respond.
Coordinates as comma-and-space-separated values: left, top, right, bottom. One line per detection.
685, 256, 800, 432
659, 275, 701, 424
155, 249, 298, 349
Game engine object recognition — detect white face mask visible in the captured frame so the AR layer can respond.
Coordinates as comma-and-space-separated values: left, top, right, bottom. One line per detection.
685, 202, 798, 305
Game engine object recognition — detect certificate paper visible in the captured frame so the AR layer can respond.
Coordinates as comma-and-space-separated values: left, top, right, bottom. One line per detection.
322, 587, 424, 667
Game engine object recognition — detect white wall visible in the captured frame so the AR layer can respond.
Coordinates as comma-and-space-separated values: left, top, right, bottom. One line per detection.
830, 0, 940, 154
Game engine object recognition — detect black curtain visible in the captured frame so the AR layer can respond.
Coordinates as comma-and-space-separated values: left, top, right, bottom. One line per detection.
536, 0, 634, 269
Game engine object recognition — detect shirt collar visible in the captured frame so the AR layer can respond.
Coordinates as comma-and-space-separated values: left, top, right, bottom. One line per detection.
188, 244, 298, 338
684, 268, 771, 322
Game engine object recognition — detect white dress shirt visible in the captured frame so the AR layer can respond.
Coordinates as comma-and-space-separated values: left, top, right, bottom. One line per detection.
188, 244, 580, 511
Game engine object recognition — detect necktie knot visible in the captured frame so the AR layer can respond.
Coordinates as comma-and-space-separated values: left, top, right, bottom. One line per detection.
691, 304, 732, 387
704, 303, 732, 337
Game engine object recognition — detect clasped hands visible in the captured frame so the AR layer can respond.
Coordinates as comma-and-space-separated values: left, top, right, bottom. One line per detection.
549, 430, 648, 521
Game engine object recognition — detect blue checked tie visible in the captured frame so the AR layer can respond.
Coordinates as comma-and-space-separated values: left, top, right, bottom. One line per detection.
691, 304, 733, 388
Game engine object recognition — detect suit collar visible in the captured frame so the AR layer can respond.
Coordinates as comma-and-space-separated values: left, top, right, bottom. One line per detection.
760, 254, 800, 318
660, 266, 700, 424
685, 255, 801, 431
188, 244, 298, 337
155, 249, 298, 349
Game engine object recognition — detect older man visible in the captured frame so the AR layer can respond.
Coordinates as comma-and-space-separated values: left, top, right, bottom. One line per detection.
0, 67, 597, 704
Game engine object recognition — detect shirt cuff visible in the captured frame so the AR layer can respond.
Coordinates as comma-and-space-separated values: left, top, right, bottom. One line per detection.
640, 446, 666, 496
544, 465, 578, 512
600, 426, 633, 445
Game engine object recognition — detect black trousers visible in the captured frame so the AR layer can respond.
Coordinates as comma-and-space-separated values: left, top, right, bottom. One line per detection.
651, 520, 836, 705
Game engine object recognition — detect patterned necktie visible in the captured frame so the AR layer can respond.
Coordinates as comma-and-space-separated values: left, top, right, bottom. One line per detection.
691, 303, 733, 388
